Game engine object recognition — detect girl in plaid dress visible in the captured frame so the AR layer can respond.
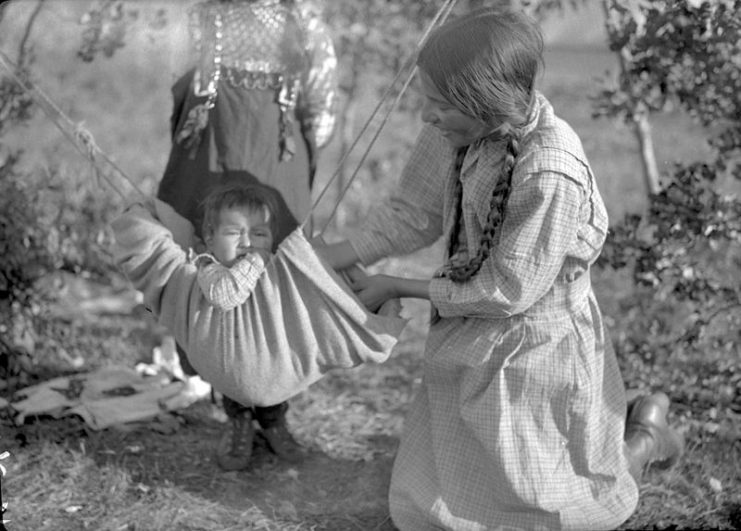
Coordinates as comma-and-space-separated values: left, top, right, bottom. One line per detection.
318, 7, 683, 530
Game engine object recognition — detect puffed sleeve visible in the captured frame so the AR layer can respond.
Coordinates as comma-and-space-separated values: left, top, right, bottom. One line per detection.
429, 163, 586, 318
349, 126, 454, 265
299, 8, 339, 148
196, 252, 267, 311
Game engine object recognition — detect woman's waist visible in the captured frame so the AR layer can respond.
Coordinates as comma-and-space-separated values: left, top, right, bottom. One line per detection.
520, 271, 593, 318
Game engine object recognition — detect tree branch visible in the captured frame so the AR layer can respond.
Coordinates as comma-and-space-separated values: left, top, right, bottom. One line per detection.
17, 0, 46, 69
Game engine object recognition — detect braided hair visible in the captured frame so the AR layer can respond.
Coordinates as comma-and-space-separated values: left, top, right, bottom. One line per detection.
417, 8, 543, 283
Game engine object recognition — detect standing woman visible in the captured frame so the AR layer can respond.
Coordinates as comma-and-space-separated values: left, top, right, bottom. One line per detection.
318, 8, 682, 530
157, 0, 338, 470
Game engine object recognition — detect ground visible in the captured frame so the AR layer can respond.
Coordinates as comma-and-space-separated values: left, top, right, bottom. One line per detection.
1, 273, 419, 530
2, 273, 740, 530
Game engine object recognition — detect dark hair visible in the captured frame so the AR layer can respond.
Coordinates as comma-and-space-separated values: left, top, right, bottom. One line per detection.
417, 7, 543, 128
418, 8, 544, 282
201, 183, 291, 252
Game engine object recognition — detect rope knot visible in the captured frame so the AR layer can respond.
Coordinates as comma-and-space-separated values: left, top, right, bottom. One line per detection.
74, 122, 98, 161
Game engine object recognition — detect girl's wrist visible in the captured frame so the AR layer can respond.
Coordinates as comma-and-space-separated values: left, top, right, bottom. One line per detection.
390, 277, 430, 301
388, 275, 402, 299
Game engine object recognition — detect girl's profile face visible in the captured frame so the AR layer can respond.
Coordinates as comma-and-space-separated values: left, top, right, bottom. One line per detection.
207, 206, 274, 266
419, 70, 494, 148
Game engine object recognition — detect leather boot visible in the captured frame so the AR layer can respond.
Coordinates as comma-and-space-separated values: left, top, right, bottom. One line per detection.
624, 392, 684, 482
260, 421, 305, 464
216, 409, 255, 471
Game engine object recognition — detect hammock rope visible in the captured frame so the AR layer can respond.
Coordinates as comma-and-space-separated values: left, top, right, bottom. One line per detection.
0, 0, 459, 227
0, 49, 146, 202
308, 0, 458, 236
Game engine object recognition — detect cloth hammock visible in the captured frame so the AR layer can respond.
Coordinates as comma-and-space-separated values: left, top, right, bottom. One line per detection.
112, 199, 407, 407
0, 0, 458, 409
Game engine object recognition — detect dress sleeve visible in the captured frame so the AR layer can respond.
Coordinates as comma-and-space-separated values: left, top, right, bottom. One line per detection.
349, 126, 452, 265
429, 168, 585, 318
299, 11, 339, 148
196, 252, 266, 311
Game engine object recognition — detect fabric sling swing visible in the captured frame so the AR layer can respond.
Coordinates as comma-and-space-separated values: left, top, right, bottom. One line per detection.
1, 0, 458, 407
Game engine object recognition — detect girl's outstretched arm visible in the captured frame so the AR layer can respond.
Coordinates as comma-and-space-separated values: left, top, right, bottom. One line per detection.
347, 272, 430, 313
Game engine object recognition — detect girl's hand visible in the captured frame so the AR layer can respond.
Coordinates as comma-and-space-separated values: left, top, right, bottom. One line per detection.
349, 274, 399, 313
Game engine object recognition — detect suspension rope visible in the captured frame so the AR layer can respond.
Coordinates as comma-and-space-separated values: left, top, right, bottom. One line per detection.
306, 0, 458, 235
0, 0, 459, 225
0, 50, 147, 202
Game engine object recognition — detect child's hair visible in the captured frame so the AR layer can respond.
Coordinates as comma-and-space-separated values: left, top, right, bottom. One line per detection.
201, 183, 282, 251
417, 7, 544, 282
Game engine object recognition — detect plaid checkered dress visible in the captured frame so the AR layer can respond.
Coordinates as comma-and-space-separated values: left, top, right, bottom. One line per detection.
350, 93, 639, 530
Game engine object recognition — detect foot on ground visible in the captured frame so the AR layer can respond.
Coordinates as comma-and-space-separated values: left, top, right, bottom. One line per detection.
216, 410, 255, 471
260, 423, 305, 464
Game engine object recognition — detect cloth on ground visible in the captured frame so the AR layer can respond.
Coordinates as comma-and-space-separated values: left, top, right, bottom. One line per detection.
111, 200, 407, 407
9, 366, 184, 430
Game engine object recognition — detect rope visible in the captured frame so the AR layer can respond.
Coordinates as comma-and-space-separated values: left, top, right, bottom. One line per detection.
0, 50, 147, 202
1, 0, 460, 224
306, 0, 459, 236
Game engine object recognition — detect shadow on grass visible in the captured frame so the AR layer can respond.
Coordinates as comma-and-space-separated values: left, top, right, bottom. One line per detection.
3, 401, 399, 531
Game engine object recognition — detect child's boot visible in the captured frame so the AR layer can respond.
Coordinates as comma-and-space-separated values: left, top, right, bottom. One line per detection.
254, 403, 304, 464
216, 408, 254, 471
261, 420, 304, 463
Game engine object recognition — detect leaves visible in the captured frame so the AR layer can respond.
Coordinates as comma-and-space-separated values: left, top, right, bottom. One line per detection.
596, 0, 741, 367
595, 0, 741, 162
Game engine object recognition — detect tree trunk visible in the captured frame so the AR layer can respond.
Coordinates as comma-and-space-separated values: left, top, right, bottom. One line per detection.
633, 112, 661, 195
601, 0, 661, 198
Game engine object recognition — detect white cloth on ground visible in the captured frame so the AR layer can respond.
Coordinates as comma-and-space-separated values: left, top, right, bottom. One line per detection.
10, 366, 184, 430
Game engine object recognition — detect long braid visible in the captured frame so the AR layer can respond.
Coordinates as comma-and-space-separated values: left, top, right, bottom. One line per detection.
418, 7, 542, 283
446, 147, 468, 259
445, 129, 522, 283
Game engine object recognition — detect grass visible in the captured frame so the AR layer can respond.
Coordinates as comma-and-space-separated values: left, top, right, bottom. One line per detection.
2, 2, 741, 530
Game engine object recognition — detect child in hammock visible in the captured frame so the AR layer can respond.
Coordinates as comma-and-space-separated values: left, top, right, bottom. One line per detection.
115, 181, 309, 470
191, 182, 306, 470
113, 183, 404, 470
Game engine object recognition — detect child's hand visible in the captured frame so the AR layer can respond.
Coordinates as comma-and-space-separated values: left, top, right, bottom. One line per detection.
253, 248, 272, 263
239, 248, 271, 264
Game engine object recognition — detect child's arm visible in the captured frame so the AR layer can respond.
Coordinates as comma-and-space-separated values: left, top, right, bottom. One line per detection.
195, 252, 267, 311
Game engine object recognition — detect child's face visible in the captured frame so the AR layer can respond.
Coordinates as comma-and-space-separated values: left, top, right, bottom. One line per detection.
206, 206, 274, 267
419, 70, 494, 148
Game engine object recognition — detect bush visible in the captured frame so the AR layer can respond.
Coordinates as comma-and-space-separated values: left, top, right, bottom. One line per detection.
0, 70, 120, 383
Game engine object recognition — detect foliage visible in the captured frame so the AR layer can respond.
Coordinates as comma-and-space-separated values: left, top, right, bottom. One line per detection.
0, 20, 49, 369
0, 154, 54, 361
594, 0, 741, 170
0, 5, 119, 382
77, 0, 166, 63
323, 0, 587, 106
595, 0, 741, 364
